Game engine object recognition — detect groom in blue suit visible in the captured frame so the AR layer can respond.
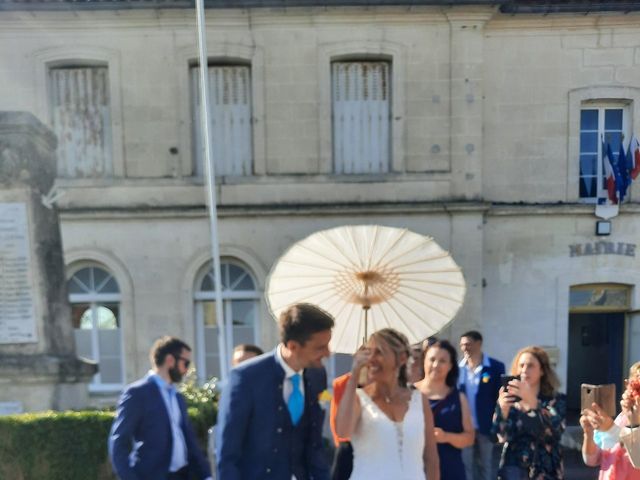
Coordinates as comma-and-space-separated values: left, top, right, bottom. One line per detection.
109, 336, 212, 480
216, 303, 334, 480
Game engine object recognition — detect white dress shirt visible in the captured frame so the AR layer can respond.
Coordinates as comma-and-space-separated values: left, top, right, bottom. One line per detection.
150, 373, 188, 473
275, 344, 305, 402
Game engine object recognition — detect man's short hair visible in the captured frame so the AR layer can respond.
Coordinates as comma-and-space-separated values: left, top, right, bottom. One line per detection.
233, 343, 264, 357
460, 330, 483, 342
150, 336, 191, 368
279, 303, 334, 345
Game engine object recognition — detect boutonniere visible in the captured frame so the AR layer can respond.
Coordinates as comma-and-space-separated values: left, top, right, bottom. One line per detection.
481, 372, 491, 383
318, 389, 332, 409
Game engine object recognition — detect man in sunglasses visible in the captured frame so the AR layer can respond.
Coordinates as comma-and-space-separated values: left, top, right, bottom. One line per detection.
109, 336, 212, 480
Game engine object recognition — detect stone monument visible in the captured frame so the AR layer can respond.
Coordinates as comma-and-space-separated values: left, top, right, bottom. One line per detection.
0, 111, 96, 412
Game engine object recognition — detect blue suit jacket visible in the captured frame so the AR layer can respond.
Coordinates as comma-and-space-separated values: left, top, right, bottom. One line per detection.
458, 356, 505, 436
216, 350, 330, 480
108, 376, 211, 480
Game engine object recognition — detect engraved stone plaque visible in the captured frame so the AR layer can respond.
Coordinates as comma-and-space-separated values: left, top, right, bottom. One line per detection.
0, 203, 37, 343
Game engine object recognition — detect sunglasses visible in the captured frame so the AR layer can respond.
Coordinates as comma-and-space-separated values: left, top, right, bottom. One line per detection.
173, 354, 191, 369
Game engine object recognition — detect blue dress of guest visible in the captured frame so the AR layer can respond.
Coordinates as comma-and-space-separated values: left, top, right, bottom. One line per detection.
430, 387, 467, 480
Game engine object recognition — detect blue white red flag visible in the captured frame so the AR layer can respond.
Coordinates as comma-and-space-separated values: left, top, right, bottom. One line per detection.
603, 141, 618, 204
629, 136, 640, 180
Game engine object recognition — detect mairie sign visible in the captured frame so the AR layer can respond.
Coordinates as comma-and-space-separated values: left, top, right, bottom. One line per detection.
569, 241, 636, 257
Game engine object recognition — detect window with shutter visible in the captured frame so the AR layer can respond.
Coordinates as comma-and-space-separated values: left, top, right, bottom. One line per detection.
49, 66, 113, 178
191, 64, 253, 177
332, 61, 391, 174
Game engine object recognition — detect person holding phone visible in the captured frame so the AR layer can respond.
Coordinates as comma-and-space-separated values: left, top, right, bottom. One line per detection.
580, 361, 640, 479
491, 346, 566, 480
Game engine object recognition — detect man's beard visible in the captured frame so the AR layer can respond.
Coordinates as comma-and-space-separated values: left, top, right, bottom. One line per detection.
169, 366, 183, 383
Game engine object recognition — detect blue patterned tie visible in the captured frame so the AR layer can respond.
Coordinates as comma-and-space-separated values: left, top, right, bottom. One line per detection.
288, 374, 304, 426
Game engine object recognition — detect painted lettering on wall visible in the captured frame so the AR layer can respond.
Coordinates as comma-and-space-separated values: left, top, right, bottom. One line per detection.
569, 242, 636, 257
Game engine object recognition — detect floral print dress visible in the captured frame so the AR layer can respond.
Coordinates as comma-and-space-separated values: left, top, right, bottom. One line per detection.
491, 393, 567, 480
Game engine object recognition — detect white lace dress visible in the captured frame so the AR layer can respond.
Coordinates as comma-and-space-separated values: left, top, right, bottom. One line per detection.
350, 388, 425, 480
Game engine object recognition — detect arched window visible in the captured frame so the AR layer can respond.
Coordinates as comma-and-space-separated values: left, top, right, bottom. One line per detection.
68, 265, 123, 391
194, 259, 261, 380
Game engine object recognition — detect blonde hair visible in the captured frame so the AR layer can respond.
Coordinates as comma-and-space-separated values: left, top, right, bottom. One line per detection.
629, 361, 640, 379
369, 328, 410, 387
510, 346, 560, 397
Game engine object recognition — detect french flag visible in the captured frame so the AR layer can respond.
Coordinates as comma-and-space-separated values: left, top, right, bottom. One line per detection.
629, 136, 640, 180
603, 142, 618, 204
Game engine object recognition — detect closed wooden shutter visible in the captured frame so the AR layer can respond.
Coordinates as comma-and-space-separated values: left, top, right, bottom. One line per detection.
49, 66, 112, 178
192, 65, 253, 177
332, 61, 390, 174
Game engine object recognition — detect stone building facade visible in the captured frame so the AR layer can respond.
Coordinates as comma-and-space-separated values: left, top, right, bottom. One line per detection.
1, 0, 639, 414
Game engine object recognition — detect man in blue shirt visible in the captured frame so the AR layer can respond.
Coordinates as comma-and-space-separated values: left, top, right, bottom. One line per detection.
109, 336, 212, 480
458, 330, 505, 480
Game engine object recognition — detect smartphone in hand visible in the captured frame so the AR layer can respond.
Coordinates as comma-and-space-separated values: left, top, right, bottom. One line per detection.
500, 374, 522, 402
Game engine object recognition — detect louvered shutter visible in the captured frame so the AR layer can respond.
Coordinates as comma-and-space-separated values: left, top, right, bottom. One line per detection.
332, 61, 390, 174
192, 65, 253, 177
50, 67, 112, 178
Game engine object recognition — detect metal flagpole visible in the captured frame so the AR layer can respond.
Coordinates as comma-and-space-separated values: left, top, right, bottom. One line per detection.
195, 0, 229, 381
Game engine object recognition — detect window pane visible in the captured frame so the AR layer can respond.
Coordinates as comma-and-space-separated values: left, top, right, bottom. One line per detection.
201, 272, 214, 292
580, 109, 598, 130
579, 132, 598, 154
98, 329, 121, 359
604, 109, 623, 131
228, 264, 255, 290
99, 276, 120, 294
606, 132, 622, 153
92, 267, 109, 290
580, 176, 597, 198
234, 274, 255, 291
97, 304, 119, 329
580, 154, 597, 177
70, 268, 92, 293
231, 300, 256, 326
204, 326, 220, 379
233, 325, 254, 346
570, 286, 629, 310
74, 329, 93, 359
202, 301, 217, 326
71, 303, 91, 329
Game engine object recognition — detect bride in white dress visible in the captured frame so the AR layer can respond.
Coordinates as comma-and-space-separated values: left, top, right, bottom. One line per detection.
335, 328, 440, 480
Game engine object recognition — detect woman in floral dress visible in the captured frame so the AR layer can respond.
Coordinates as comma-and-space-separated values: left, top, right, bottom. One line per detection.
492, 346, 566, 480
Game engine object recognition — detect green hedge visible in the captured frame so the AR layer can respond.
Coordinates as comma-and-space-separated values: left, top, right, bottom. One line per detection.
0, 410, 115, 480
0, 406, 215, 480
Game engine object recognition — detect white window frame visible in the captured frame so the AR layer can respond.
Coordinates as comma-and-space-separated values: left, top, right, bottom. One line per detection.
568, 87, 640, 202
579, 101, 631, 203
193, 259, 261, 382
68, 266, 125, 393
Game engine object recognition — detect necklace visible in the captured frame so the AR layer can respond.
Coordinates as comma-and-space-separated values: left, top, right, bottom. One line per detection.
383, 389, 400, 404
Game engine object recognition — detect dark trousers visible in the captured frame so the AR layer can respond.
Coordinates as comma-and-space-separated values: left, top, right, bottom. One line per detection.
331, 441, 353, 480
168, 466, 189, 480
